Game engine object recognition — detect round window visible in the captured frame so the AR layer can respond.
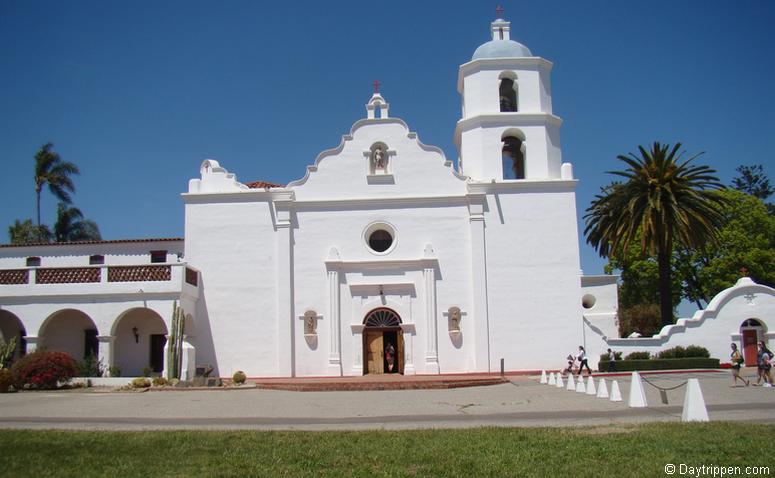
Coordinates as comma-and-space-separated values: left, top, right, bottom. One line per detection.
363, 222, 397, 255
582, 294, 597, 309
368, 230, 393, 252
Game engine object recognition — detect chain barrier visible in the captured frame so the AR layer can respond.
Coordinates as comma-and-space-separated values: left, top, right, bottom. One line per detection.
640, 374, 689, 404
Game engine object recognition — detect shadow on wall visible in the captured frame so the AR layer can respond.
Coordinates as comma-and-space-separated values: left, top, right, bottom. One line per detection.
194, 277, 219, 377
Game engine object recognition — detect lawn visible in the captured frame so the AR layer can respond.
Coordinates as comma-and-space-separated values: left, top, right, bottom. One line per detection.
0, 423, 773, 477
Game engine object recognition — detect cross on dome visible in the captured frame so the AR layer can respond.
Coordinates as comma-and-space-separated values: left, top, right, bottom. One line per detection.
495, 5, 504, 19
373, 80, 381, 93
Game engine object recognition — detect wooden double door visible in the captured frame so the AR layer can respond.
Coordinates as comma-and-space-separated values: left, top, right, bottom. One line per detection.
364, 328, 404, 375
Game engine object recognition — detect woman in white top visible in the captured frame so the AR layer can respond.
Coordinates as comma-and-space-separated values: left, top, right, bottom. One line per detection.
577, 346, 592, 375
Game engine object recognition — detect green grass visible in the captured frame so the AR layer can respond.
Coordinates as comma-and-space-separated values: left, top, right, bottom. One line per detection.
0, 423, 773, 477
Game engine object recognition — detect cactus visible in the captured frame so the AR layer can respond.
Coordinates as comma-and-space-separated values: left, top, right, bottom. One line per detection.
0, 337, 18, 369
166, 301, 186, 380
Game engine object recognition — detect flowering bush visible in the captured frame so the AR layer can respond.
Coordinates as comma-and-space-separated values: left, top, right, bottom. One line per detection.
11, 350, 77, 390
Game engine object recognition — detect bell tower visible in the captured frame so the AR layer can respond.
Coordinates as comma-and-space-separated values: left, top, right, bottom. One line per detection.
454, 14, 569, 182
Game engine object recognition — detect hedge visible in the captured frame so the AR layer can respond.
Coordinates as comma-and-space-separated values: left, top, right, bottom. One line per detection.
598, 358, 720, 372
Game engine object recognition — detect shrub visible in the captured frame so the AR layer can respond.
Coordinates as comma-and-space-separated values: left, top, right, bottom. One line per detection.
152, 377, 169, 387
232, 371, 247, 385
131, 377, 151, 388
11, 350, 77, 390
108, 366, 122, 377
625, 351, 651, 360
598, 358, 720, 372
684, 345, 710, 358
0, 337, 18, 369
657, 346, 686, 359
656, 346, 710, 359
76, 354, 106, 377
599, 351, 623, 361
0, 368, 13, 392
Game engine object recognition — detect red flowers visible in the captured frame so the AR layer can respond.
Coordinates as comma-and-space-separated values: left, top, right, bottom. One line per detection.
10, 351, 77, 389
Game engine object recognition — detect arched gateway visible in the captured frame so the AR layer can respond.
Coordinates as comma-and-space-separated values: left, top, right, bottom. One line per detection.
362, 308, 404, 375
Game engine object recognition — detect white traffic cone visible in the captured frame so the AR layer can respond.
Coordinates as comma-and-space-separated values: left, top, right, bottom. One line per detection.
556, 374, 564, 388
586, 375, 597, 396
597, 378, 609, 399
610, 380, 622, 402
566, 373, 576, 391
681, 378, 709, 422
628, 372, 648, 408
540, 370, 547, 384
576, 377, 586, 393
548, 372, 556, 386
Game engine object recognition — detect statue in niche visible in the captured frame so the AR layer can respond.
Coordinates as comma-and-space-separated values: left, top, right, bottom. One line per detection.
449, 307, 461, 332
371, 146, 387, 173
304, 311, 317, 335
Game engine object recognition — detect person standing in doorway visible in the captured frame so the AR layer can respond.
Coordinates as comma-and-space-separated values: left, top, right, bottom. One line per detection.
730, 343, 749, 387
385, 342, 396, 373
577, 346, 592, 376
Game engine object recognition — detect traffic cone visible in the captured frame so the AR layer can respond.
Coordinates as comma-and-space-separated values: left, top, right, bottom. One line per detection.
548, 372, 556, 386
567, 373, 576, 391
610, 380, 622, 402
586, 375, 597, 395
576, 377, 586, 393
628, 372, 648, 408
556, 374, 564, 388
681, 378, 709, 422
540, 370, 547, 384
597, 378, 609, 399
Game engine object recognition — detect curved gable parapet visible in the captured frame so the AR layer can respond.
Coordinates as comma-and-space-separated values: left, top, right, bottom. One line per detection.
606, 278, 775, 346
286, 116, 467, 191
188, 159, 250, 194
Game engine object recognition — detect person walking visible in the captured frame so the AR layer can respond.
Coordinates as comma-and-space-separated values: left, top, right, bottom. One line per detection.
730, 343, 749, 387
607, 348, 617, 373
756, 342, 773, 387
577, 346, 592, 376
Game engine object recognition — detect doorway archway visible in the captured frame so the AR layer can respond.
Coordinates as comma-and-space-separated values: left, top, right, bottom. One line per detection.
362, 308, 404, 375
740, 318, 766, 366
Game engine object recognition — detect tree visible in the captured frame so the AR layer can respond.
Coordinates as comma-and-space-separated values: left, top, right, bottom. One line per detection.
584, 142, 727, 327
34, 143, 79, 227
674, 188, 775, 307
731, 164, 775, 215
732, 165, 772, 200
8, 219, 51, 244
53, 203, 101, 243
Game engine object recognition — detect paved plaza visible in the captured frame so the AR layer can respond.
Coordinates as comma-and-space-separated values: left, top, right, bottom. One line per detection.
0, 371, 773, 431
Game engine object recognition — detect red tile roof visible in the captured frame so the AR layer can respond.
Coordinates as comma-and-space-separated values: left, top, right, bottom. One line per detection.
0, 238, 184, 248
245, 180, 284, 189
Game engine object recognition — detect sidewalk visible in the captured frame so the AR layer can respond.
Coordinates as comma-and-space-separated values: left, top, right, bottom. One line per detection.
0, 371, 773, 430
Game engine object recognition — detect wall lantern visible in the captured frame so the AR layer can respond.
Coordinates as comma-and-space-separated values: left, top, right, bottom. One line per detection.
132, 327, 139, 343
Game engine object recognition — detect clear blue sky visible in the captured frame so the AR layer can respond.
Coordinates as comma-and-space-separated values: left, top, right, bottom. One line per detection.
1, 0, 774, 281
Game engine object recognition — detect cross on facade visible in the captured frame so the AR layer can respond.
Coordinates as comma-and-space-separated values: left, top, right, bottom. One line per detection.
740, 267, 749, 277
373, 80, 381, 93
496, 5, 504, 18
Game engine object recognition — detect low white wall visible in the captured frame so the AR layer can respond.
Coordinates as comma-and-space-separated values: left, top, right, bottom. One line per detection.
584, 278, 775, 369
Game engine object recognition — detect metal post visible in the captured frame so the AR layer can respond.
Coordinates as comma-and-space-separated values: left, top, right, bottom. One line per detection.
500, 358, 504, 376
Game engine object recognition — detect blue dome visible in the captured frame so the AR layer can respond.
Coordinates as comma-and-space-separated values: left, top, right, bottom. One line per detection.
472, 39, 532, 60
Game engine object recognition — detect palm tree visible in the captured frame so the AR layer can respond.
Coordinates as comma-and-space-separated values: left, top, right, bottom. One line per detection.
54, 203, 101, 242
584, 142, 727, 327
34, 143, 79, 227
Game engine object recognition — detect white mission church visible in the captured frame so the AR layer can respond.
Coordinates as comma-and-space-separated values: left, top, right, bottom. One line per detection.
1, 16, 773, 379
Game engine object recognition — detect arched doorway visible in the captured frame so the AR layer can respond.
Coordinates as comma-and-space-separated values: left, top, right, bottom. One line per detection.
741, 318, 766, 366
362, 308, 404, 375
112, 308, 168, 377
39, 309, 98, 361
0, 310, 26, 360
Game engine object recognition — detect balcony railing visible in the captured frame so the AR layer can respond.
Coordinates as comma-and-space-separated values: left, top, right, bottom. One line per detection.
0, 263, 199, 289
